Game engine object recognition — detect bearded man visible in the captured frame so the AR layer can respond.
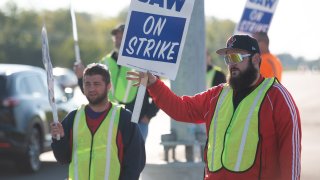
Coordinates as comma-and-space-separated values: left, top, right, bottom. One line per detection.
51, 63, 145, 180
127, 35, 301, 180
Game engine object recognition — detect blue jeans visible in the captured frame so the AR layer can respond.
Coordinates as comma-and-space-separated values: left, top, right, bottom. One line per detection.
138, 121, 149, 142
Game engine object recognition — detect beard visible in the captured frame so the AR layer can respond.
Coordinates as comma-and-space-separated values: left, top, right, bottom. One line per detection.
228, 60, 258, 91
87, 91, 108, 105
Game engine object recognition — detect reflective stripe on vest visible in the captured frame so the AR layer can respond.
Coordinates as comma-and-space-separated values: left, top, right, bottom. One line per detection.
101, 55, 138, 103
69, 104, 121, 180
207, 78, 274, 172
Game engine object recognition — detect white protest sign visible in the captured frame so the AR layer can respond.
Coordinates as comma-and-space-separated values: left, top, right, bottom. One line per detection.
41, 26, 60, 140
118, 0, 196, 80
234, 0, 279, 34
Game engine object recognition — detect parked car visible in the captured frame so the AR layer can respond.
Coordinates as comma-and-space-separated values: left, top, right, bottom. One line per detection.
53, 67, 78, 98
0, 64, 76, 173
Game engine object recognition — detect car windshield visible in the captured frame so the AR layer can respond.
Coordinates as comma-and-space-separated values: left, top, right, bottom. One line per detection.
0, 75, 8, 99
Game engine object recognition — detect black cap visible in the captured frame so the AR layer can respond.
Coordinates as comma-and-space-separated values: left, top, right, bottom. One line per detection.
111, 24, 125, 35
216, 35, 260, 55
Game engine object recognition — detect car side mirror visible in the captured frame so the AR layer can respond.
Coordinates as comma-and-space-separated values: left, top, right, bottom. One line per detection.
64, 87, 74, 100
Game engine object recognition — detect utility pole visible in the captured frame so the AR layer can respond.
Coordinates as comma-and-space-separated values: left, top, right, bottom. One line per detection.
170, 0, 206, 162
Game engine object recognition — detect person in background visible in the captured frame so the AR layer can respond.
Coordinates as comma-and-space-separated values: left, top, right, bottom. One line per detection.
74, 24, 159, 141
127, 35, 301, 180
51, 63, 145, 180
206, 50, 226, 88
252, 31, 283, 81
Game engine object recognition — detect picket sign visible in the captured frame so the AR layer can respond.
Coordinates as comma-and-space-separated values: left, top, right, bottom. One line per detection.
234, 0, 279, 34
41, 26, 60, 140
118, 0, 196, 123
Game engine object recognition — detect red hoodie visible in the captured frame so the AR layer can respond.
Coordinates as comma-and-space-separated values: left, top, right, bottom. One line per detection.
148, 77, 301, 180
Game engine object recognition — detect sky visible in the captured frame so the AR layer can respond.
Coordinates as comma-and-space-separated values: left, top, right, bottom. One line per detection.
1, 0, 320, 60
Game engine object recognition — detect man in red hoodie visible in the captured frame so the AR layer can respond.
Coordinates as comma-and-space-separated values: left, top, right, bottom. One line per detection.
128, 35, 301, 180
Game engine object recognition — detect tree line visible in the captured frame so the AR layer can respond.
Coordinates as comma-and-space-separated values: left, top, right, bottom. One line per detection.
0, 2, 126, 68
2, 2, 317, 72
0, 2, 235, 71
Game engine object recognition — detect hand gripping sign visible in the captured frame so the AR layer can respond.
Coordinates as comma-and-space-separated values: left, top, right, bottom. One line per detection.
234, 0, 279, 34
41, 26, 60, 140
118, 0, 195, 123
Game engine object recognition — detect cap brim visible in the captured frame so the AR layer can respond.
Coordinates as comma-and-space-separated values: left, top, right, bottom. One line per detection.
216, 48, 248, 55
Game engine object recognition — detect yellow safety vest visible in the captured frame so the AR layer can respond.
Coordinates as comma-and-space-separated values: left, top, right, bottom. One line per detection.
207, 78, 274, 172
69, 104, 121, 180
206, 66, 223, 88
101, 54, 138, 104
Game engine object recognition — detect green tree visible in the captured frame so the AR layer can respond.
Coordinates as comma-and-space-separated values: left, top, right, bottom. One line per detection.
0, 3, 237, 73
205, 17, 235, 72
0, 4, 41, 66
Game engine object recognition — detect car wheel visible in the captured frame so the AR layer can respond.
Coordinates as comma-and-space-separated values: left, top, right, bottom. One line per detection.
17, 127, 42, 173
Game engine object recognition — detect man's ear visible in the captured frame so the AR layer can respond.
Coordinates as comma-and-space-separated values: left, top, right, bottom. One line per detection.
106, 82, 112, 91
252, 53, 261, 67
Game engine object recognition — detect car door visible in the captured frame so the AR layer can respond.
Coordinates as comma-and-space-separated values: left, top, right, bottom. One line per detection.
14, 72, 51, 134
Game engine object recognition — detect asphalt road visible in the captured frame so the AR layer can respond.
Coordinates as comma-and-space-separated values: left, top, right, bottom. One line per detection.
0, 157, 68, 180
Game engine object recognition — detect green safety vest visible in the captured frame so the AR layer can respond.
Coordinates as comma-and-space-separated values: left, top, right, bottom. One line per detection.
206, 66, 223, 88
101, 54, 138, 104
207, 78, 275, 172
69, 104, 121, 180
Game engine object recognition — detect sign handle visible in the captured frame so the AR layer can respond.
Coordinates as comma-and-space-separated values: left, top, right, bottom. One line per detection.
70, 1, 81, 63
131, 73, 148, 123
52, 103, 60, 140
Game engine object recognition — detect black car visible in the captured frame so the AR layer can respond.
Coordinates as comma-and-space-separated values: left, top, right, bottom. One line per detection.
0, 64, 77, 173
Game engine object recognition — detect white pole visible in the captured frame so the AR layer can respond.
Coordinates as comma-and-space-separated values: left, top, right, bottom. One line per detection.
70, 1, 81, 63
131, 74, 148, 123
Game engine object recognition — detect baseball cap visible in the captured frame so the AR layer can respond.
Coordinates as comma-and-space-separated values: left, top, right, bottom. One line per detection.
216, 35, 260, 55
111, 24, 125, 35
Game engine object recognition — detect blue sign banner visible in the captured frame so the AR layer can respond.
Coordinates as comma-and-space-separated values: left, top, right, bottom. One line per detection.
242, 8, 273, 23
122, 11, 186, 64
234, 0, 279, 35
118, 0, 195, 80
237, 8, 273, 33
